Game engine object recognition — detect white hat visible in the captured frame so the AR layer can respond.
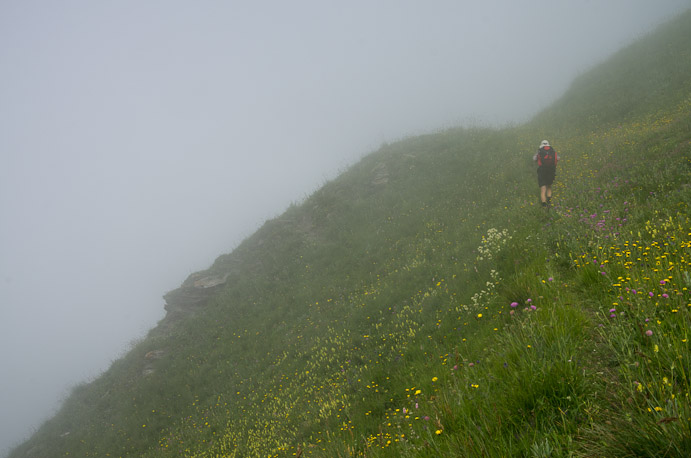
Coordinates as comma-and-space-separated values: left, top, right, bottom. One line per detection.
540, 140, 550, 147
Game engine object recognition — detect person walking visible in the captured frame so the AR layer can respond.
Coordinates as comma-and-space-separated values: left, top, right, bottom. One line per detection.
533, 140, 558, 208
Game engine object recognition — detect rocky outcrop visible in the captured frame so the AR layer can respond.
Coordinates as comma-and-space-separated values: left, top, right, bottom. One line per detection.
163, 272, 230, 315
142, 350, 165, 376
370, 162, 389, 185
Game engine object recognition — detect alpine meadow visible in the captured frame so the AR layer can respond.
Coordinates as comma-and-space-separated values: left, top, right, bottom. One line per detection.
9, 9, 691, 458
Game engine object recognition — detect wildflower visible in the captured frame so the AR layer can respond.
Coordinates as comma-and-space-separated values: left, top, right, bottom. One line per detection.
435, 429, 442, 435
660, 280, 666, 285
646, 330, 653, 336
609, 308, 616, 313
452, 365, 458, 370
548, 277, 554, 282
432, 377, 438, 382
530, 305, 537, 311
526, 298, 532, 303
662, 293, 669, 299
477, 313, 483, 318
468, 362, 474, 367
423, 416, 430, 421
649, 292, 654, 297
510, 302, 518, 308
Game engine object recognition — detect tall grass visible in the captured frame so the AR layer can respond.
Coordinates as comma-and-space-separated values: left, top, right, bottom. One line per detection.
8, 9, 691, 458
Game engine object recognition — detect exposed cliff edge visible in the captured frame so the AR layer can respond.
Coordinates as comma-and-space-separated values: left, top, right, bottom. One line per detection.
162, 271, 231, 316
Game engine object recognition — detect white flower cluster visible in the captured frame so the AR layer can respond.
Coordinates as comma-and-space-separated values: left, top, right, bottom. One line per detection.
459, 269, 501, 312
476, 228, 512, 262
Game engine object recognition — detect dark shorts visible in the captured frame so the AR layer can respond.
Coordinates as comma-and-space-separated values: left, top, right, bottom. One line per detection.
537, 166, 556, 187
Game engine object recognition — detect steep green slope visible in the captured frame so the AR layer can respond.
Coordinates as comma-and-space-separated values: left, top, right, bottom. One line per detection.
534, 9, 691, 133
10, 9, 691, 458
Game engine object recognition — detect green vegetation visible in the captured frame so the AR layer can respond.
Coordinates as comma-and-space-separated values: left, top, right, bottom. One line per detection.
10, 10, 691, 458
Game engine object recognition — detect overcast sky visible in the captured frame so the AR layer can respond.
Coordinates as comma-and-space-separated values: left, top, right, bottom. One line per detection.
1, 0, 689, 455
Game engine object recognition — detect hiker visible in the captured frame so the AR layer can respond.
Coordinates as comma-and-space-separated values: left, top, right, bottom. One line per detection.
533, 140, 558, 207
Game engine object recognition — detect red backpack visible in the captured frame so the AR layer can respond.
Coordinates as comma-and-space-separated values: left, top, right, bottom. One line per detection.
538, 146, 557, 167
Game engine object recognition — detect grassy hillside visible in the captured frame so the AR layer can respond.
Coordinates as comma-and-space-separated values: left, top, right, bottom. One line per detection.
10, 10, 691, 458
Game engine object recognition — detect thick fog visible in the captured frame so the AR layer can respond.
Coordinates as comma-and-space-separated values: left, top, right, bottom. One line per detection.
1, 1, 689, 455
